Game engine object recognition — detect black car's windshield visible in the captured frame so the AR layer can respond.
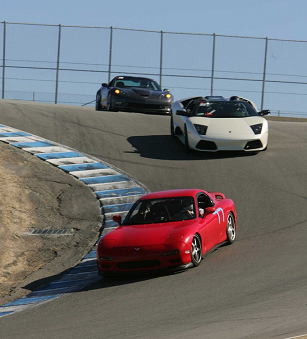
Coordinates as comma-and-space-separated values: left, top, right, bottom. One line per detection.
195, 101, 258, 118
114, 77, 162, 91
123, 197, 196, 225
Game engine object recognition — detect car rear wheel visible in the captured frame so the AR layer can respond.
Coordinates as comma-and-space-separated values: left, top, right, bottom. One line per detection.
191, 234, 202, 266
226, 213, 236, 244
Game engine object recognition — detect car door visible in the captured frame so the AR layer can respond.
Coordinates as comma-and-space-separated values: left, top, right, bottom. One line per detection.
197, 193, 223, 252
176, 98, 198, 133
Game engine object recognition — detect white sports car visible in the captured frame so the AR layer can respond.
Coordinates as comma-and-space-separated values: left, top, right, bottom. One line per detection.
171, 95, 270, 152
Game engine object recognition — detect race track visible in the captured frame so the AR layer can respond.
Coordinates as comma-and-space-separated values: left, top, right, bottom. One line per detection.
0, 100, 307, 339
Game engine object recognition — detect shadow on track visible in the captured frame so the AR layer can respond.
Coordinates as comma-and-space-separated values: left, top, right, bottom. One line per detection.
80, 270, 186, 292
22, 267, 186, 296
126, 135, 258, 161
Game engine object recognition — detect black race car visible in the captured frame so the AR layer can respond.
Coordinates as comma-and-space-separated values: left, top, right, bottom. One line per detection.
95, 76, 173, 114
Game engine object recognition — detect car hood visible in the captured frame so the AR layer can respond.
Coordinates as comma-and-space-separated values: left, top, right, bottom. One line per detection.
125, 88, 166, 98
189, 116, 266, 136
102, 220, 196, 247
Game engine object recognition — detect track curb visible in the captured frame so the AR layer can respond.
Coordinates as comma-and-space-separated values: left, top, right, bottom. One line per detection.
0, 123, 149, 318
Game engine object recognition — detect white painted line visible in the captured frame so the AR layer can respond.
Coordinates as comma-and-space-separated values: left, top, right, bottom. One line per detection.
47, 157, 97, 165
0, 136, 37, 143
283, 334, 307, 339
70, 168, 119, 178
25, 146, 70, 154
89, 181, 138, 191
0, 304, 34, 313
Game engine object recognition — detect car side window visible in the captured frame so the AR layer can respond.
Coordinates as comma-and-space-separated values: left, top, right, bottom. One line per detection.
197, 194, 213, 210
186, 99, 196, 113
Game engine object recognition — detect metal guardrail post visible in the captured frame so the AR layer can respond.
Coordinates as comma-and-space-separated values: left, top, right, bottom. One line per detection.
108, 26, 113, 83
160, 30, 163, 87
55, 24, 62, 104
2, 21, 6, 99
211, 33, 216, 96
261, 37, 268, 110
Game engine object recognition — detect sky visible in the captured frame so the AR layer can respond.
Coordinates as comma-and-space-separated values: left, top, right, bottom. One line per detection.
2, 0, 307, 117
1, 0, 307, 41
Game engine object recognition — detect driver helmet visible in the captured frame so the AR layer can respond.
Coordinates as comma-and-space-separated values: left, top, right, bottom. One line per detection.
182, 199, 193, 212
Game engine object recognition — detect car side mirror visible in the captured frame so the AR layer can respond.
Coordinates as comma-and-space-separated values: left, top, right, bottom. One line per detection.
163, 88, 170, 92
258, 110, 270, 116
112, 215, 122, 225
205, 206, 216, 215
176, 109, 191, 117
101, 83, 108, 87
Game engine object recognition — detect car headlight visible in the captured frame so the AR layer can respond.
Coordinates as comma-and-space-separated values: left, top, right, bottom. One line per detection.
165, 233, 183, 245
114, 89, 129, 96
194, 124, 208, 135
250, 123, 263, 135
100, 239, 116, 249
159, 93, 172, 99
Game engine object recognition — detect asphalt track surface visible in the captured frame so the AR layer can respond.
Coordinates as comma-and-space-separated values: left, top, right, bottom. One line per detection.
0, 100, 306, 339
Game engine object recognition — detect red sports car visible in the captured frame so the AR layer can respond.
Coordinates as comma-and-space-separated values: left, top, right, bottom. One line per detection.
97, 189, 237, 276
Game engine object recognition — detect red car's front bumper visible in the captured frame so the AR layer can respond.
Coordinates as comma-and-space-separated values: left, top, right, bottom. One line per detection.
97, 242, 191, 275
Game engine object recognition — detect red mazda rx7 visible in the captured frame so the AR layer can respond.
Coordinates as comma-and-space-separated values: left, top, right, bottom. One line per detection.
97, 189, 237, 276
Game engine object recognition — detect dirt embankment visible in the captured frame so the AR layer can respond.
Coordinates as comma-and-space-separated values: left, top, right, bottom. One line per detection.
0, 141, 102, 305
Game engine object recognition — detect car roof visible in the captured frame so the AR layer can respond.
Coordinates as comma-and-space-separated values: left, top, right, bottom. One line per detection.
197, 96, 246, 103
114, 75, 155, 81
138, 189, 205, 201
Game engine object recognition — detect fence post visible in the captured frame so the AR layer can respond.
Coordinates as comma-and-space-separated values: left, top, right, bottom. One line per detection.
55, 24, 62, 104
2, 21, 6, 99
211, 33, 216, 96
108, 26, 113, 83
261, 37, 268, 111
160, 30, 163, 87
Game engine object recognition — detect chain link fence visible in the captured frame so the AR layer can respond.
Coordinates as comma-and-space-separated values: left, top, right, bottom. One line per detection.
1, 21, 307, 117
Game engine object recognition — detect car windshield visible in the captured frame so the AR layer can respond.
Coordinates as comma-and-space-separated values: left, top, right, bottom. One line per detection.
195, 101, 258, 118
114, 77, 162, 91
123, 197, 196, 225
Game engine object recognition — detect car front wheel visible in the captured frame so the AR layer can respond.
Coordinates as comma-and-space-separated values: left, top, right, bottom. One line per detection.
106, 100, 112, 111
226, 213, 236, 244
191, 234, 202, 266
184, 126, 191, 152
96, 95, 102, 111
107, 97, 118, 112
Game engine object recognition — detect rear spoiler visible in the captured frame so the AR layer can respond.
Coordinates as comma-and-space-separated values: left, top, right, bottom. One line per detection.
209, 192, 226, 200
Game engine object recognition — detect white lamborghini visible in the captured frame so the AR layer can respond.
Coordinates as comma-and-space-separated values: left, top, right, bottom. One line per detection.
171, 95, 270, 152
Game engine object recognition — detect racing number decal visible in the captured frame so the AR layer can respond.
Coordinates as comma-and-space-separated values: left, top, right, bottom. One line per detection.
213, 207, 225, 224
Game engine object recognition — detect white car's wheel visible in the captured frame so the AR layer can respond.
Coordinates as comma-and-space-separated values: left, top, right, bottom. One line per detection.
170, 115, 176, 138
184, 126, 191, 152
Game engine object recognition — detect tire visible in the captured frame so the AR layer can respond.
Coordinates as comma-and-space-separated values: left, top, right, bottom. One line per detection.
226, 213, 236, 244
191, 234, 202, 266
184, 126, 191, 152
170, 115, 176, 138
106, 100, 112, 111
107, 98, 118, 112
95, 95, 102, 111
